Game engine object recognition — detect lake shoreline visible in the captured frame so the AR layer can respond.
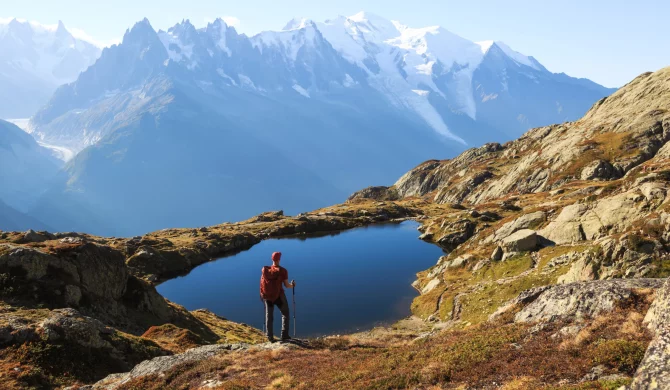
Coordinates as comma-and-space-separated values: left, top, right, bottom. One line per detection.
157, 220, 445, 337
119, 201, 425, 285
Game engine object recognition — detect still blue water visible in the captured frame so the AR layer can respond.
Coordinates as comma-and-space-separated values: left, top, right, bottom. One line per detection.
157, 221, 444, 337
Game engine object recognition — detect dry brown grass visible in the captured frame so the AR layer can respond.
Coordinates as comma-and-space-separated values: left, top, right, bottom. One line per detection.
116, 302, 652, 390
141, 324, 206, 353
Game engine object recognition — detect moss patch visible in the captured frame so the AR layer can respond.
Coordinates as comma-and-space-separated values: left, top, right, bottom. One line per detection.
459, 272, 555, 324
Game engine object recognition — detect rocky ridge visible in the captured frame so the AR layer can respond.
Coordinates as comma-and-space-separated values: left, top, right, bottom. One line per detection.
348, 67, 670, 388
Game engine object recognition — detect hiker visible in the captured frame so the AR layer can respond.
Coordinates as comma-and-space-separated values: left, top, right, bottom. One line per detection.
260, 251, 295, 342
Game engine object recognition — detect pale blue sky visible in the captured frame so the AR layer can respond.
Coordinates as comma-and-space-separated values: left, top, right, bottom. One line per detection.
2, 0, 667, 87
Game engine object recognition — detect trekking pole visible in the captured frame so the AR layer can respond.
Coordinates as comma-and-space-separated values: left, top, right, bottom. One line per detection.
292, 284, 296, 338
262, 298, 266, 335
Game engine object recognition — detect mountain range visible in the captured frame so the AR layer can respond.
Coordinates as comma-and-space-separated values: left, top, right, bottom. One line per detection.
5, 12, 616, 236
0, 18, 101, 118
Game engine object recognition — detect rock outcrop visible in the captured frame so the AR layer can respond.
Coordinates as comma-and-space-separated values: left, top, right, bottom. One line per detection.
513, 279, 663, 323
0, 242, 182, 334
501, 229, 540, 253
91, 343, 251, 390
630, 278, 670, 389
581, 159, 618, 181
488, 211, 546, 243
347, 186, 400, 201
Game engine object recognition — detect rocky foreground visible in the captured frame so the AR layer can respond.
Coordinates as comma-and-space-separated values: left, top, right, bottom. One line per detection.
1, 67, 670, 389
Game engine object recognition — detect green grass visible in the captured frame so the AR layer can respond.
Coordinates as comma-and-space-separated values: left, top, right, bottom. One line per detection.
459, 271, 556, 324
473, 253, 534, 281
589, 339, 647, 373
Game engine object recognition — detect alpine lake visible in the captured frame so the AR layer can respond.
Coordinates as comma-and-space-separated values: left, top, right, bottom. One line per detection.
157, 221, 445, 337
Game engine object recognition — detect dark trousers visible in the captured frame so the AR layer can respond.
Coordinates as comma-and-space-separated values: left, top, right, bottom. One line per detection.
264, 292, 289, 339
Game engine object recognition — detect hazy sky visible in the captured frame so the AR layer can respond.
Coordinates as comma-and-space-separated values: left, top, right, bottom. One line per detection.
2, 0, 667, 87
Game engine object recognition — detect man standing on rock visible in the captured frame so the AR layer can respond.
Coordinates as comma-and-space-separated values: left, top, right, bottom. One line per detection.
260, 251, 295, 342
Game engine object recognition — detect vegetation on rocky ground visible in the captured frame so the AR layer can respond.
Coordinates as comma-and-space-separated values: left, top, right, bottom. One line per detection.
115, 305, 652, 390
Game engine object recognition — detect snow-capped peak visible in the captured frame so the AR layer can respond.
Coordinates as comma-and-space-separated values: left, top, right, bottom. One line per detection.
282, 17, 313, 31
252, 18, 320, 60
123, 18, 157, 43
477, 40, 495, 53
476, 40, 539, 70
344, 11, 399, 42
493, 41, 539, 69
55, 20, 68, 34
208, 18, 229, 29
1, 18, 71, 40
0, 17, 101, 86
206, 18, 233, 56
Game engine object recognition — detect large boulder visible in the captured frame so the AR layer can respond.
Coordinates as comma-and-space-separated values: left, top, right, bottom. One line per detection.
489, 211, 547, 242
491, 246, 503, 261
539, 204, 588, 244
68, 243, 128, 300
514, 279, 664, 323
347, 186, 399, 201
0, 242, 183, 335
16, 229, 54, 243
0, 246, 80, 281
92, 343, 252, 389
0, 243, 128, 303
556, 255, 597, 284
39, 308, 117, 349
501, 229, 539, 252
540, 183, 668, 245
436, 219, 476, 250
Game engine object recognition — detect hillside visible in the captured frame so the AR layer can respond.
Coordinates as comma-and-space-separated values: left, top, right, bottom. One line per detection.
0, 68, 668, 389
0, 119, 61, 215
352, 67, 670, 321
0, 200, 51, 232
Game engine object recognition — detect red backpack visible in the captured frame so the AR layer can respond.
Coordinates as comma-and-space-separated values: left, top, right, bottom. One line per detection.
260, 266, 283, 301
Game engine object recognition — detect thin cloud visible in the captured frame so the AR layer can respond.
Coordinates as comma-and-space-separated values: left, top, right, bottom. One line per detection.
222, 16, 240, 27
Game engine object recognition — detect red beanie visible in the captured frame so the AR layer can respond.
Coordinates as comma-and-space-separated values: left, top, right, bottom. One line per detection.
272, 252, 282, 262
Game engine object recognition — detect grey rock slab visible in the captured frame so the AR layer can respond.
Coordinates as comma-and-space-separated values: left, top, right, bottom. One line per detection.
492, 211, 546, 242
93, 344, 250, 389
630, 278, 670, 389
514, 279, 664, 323
501, 229, 539, 252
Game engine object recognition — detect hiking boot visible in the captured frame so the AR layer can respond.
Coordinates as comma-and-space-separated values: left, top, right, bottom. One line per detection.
280, 336, 292, 342
267, 336, 276, 343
